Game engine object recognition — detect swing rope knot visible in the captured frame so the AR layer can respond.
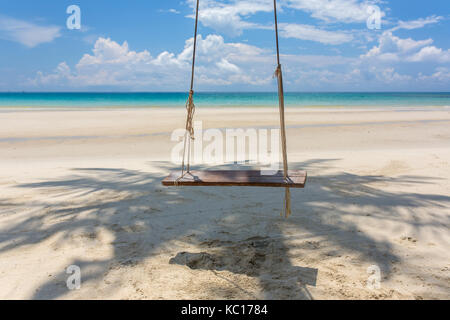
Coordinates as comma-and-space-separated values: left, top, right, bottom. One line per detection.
177, 89, 196, 183
274, 64, 282, 78
185, 89, 196, 141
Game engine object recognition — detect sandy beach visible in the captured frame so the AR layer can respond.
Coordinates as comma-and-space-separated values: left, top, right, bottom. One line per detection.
0, 106, 449, 300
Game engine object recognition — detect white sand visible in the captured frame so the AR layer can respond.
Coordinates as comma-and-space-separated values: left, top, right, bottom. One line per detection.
0, 106, 449, 300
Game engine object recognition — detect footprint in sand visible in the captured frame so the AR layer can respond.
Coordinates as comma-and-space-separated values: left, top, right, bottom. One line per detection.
400, 236, 418, 243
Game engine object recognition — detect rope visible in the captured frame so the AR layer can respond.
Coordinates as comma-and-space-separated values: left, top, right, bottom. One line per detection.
177, 0, 200, 183
273, 0, 292, 217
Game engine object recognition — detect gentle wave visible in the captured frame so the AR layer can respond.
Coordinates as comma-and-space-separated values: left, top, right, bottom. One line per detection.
1, 92, 450, 107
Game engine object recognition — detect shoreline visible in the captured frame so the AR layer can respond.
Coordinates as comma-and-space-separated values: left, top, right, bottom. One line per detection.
0, 104, 450, 112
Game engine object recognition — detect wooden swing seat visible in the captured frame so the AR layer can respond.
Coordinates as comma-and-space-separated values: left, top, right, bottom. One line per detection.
162, 170, 307, 188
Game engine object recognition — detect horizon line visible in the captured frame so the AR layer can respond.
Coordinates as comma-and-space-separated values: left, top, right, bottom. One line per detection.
1, 91, 450, 94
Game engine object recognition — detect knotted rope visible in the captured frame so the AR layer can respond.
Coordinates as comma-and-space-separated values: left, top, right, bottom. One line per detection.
274, 0, 292, 217
177, 0, 199, 183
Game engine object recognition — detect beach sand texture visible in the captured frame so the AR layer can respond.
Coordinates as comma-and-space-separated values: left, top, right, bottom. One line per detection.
0, 106, 449, 299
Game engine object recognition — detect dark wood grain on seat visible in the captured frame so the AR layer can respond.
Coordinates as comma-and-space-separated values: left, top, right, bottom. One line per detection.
162, 170, 307, 188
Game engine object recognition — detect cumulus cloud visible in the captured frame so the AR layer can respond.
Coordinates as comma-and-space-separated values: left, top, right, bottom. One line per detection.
353, 28, 450, 89
363, 31, 435, 61
408, 46, 450, 63
33, 36, 274, 89
0, 15, 61, 47
34, 62, 73, 86
32, 35, 364, 90
77, 38, 151, 66
363, 29, 450, 65
29, 23, 450, 92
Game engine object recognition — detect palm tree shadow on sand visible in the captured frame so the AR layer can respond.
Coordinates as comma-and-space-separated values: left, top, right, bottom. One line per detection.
1, 158, 449, 299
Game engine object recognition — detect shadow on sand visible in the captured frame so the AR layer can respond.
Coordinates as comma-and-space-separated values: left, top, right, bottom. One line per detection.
0, 159, 449, 299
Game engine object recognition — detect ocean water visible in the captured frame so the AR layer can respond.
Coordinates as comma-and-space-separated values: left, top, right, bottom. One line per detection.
0, 92, 449, 108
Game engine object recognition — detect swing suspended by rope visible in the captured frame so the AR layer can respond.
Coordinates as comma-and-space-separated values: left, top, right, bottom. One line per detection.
161, 0, 307, 217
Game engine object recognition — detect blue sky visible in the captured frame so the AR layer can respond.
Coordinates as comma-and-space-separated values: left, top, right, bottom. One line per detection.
0, 0, 449, 92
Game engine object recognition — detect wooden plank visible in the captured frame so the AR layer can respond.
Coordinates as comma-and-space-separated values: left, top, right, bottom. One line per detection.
162, 170, 307, 188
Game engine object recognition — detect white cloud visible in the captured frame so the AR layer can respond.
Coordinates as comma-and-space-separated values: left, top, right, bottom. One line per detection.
30, 30, 450, 91
187, 0, 381, 39
392, 15, 442, 31
363, 31, 434, 61
188, 0, 273, 36
280, 23, 353, 45
418, 67, 450, 82
376, 67, 412, 83
159, 8, 181, 14
77, 38, 151, 66
0, 15, 61, 47
33, 62, 70, 85
32, 35, 360, 90
283, 54, 353, 67
284, 0, 379, 23
408, 46, 450, 63
33, 36, 273, 89
216, 58, 241, 73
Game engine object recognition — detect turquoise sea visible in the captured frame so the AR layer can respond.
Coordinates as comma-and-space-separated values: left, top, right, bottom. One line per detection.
0, 92, 449, 108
